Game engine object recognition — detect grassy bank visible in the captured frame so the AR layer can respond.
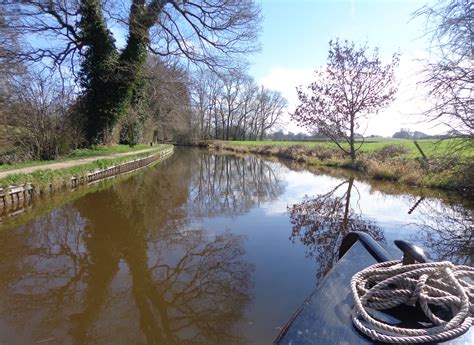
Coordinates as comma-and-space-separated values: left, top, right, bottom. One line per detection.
0, 145, 173, 190
228, 138, 473, 158
0, 144, 151, 173
197, 139, 473, 192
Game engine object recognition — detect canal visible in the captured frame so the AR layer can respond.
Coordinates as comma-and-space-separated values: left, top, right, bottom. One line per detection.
0, 148, 472, 344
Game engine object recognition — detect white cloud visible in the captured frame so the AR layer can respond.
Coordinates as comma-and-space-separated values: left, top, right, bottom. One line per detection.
258, 67, 314, 134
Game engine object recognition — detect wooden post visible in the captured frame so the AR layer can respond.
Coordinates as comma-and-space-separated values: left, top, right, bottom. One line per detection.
413, 141, 428, 161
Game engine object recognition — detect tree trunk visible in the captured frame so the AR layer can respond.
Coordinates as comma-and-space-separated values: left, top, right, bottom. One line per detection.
349, 113, 356, 162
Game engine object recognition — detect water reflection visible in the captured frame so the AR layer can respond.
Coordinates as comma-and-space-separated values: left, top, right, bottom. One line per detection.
410, 199, 473, 265
288, 177, 385, 280
0, 149, 472, 344
188, 153, 284, 217
0, 150, 289, 344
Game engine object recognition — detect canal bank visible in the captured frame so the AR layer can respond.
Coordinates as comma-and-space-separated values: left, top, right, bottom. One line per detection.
0, 145, 174, 212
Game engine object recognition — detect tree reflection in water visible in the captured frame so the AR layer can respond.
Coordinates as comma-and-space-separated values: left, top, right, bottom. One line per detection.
188, 153, 284, 217
410, 199, 473, 265
288, 177, 385, 280
0, 150, 291, 344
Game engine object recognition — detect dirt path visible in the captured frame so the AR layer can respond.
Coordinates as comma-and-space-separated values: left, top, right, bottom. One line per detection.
0, 147, 161, 180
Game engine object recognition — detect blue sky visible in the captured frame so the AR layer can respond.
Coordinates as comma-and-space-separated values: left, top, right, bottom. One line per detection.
248, 0, 440, 136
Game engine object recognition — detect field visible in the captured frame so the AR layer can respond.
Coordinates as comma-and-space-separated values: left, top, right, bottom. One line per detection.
227, 138, 474, 158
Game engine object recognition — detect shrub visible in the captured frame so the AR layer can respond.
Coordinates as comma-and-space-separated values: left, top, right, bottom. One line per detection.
371, 144, 409, 161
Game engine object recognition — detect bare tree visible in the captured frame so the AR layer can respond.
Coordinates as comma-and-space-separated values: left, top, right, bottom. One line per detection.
414, 0, 473, 142
6, 73, 82, 160
254, 87, 286, 140
292, 40, 399, 162
4, 0, 261, 75
190, 70, 286, 141
145, 57, 192, 143
0, 13, 23, 80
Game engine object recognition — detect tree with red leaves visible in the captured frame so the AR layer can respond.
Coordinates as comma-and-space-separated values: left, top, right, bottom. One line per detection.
292, 40, 400, 162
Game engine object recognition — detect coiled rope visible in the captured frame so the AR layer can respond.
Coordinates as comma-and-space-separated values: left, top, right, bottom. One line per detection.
351, 260, 474, 343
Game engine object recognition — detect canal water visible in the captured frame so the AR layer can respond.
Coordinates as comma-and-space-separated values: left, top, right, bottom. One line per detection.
0, 148, 472, 344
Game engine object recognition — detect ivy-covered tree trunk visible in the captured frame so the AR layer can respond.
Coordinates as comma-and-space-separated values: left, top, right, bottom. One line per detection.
78, 0, 119, 144
78, 0, 161, 145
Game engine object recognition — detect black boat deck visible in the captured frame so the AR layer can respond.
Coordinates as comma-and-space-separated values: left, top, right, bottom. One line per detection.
275, 240, 473, 344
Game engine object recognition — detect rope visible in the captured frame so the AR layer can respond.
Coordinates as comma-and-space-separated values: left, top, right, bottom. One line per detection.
350, 260, 474, 343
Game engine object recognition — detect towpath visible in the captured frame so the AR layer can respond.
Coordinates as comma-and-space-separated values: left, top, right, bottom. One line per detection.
0, 147, 161, 179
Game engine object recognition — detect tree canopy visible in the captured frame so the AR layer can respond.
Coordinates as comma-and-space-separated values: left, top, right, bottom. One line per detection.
292, 40, 399, 161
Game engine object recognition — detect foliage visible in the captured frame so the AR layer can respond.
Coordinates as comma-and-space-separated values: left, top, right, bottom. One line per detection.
370, 144, 410, 161
292, 40, 400, 162
77, 0, 122, 144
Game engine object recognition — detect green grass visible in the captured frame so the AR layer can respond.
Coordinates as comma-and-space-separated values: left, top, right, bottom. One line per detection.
227, 138, 474, 158
0, 144, 152, 173
0, 145, 173, 189
67, 144, 150, 158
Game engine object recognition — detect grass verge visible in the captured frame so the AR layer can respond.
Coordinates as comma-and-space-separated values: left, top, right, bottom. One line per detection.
0, 144, 151, 173
226, 138, 473, 158
0, 145, 173, 190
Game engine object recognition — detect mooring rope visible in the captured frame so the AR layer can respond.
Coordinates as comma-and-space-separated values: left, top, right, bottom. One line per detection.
351, 260, 474, 343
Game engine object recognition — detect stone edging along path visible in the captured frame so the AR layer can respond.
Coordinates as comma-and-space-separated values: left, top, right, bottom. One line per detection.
0, 146, 174, 210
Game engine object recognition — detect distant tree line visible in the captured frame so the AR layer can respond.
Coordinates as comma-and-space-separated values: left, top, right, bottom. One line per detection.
392, 128, 429, 140
191, 70, 287, 141
391, 128, 466, 140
